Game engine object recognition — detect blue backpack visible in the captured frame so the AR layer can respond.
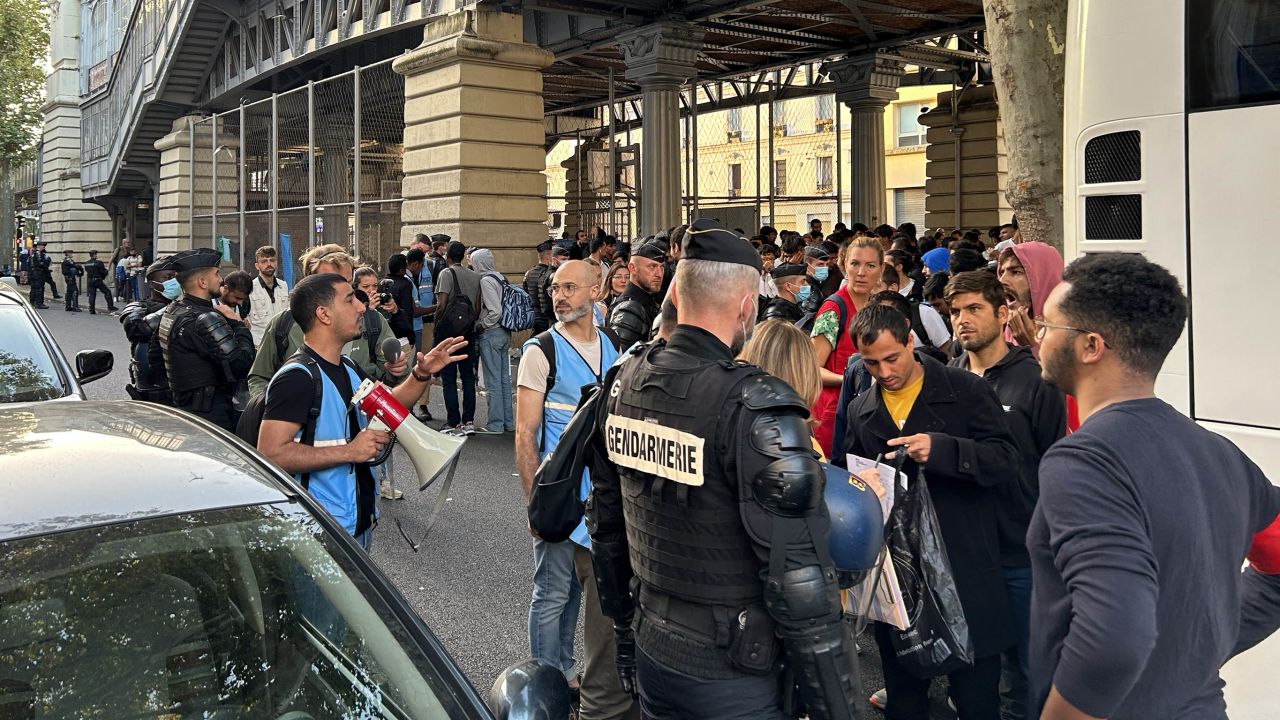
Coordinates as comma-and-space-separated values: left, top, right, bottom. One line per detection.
486, 272, 535, 332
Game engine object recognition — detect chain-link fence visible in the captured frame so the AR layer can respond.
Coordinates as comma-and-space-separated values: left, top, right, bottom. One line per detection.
189, 59, 404, 282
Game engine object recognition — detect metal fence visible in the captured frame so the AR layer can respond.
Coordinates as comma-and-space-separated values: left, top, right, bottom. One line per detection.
547, 65, 935, 241
189, 59, 404, 281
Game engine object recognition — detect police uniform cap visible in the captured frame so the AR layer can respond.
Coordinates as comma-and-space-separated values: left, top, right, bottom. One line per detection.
63, 249, 74, 255
803, 245, 829, 261
430, 233, 451, 243
88, 250, 99, 256
632, 240, 666, 262
682, 219, 762, 272
536, 240, 554, 253
147, 255, 176, 276
169, 247, 222, 273
35, 240, 47, 247
770, 263, 807, 280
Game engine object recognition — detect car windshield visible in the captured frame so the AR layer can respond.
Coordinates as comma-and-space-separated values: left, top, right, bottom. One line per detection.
0, 305, 66, 402
0, 504, 468, 719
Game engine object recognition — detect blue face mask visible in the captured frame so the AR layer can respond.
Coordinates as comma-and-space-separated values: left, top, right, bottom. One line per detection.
161, 278, 182, 300
812, 266, 829, 282
795, 284, 812, 303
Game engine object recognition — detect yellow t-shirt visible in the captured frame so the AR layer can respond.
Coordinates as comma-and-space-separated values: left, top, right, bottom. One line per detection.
880, 372, 924, 431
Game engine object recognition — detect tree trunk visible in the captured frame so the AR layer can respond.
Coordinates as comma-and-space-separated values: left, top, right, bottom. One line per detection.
982, 0, 1068, 250
1, 158, 14, 271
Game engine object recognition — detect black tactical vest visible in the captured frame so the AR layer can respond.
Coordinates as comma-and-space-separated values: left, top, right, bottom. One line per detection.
603, 342, 764, 607
159, 301, 221, 393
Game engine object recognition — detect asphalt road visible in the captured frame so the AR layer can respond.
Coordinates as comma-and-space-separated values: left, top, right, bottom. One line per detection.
36, 295, 955, 719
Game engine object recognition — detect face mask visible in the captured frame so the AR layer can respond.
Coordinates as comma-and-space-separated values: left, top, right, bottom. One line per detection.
731, 296, 756, 356
795, 284, 812, 303
161, 278, 181, 300
813, 267, 829, 282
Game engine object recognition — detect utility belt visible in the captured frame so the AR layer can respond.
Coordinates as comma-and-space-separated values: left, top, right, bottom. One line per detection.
174, 385, 225, 413
637, 584, 778, 675
126, 383, 173, 405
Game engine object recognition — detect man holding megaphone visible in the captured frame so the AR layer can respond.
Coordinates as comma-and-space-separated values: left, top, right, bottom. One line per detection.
258, 272, 468, 547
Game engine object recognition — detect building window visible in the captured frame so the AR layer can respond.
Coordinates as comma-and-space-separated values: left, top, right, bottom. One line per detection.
773, 160, 787, 196
727, 107, 742, 141
728, 163, 742, 198
894, 187, 927, 228
815, 95, 834, 132
771, 100, 791, 137
816, 156, 833, 194
896, 102, 929, 148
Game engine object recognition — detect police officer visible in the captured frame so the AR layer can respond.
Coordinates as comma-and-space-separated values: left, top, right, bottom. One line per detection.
122, 256, 178, 403
61, 250, 83, 312
156, 248, 255, 430
588, 220, 861, 720
605, 239, 665, 348
84, 249, 116, 314
760, 263, 808, 325
28, 240, 53, 309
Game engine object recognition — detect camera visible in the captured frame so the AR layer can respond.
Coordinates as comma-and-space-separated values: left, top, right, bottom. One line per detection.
377, 278, 395, 306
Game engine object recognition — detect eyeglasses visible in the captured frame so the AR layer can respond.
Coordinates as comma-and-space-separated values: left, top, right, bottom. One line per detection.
549, 283, 586, 296
1034, 319, 1103, 343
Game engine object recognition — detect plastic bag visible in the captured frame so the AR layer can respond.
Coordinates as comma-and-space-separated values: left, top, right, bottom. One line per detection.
884, 466, 975, 678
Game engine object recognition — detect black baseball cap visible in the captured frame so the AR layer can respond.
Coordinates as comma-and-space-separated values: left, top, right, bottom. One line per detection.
803, 246, 829, 261
632, 240, 666, 262
770, 263, 807, 280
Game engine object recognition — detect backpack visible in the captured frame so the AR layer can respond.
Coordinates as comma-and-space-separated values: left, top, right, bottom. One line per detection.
436, 267, 480, 337
486, 271, 535, 332
905, 300, 951, 364
273, 308, 380, 368
236, 351, 362, 488
527, 359, 623, 543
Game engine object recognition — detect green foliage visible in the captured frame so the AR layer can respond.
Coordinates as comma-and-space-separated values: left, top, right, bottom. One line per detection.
0, 0, 49, 161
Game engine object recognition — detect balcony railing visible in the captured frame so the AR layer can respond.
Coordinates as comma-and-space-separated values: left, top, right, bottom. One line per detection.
79, 0, 187, 196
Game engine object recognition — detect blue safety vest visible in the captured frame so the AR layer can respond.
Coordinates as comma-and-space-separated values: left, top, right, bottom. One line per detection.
268, 358, 368, 535
414, 269, 434, 334
524, 326, 619, 548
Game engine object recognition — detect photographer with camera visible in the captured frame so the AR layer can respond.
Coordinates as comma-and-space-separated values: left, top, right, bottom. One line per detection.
384, 253, 417, 342
354, 266, 399, 318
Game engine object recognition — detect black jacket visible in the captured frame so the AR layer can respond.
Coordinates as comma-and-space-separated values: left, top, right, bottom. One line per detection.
606, 282, 661, 348
761, 296, 804, 324
841, 352, 1020, 658
951, 345, 1066, 566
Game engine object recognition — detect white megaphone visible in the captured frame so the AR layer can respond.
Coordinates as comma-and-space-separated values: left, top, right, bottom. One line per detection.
351, 378, 466, 550
351, 378, 466, 489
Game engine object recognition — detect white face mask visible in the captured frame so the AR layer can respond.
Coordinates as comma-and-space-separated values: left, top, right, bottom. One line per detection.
732, 295, 757, 355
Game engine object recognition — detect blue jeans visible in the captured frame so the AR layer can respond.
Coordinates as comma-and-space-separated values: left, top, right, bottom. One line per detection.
478, 326, 514, 431
437, 332, 475, 427
530, 538, 582, 679
1000, 565, 1033, 720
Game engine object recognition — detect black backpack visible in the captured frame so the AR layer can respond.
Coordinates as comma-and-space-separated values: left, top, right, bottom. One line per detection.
435, 267, 480, 337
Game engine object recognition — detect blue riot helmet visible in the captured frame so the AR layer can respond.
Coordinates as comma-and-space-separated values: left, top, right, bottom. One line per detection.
488, 659, 573, 720
822, 462, 884, 586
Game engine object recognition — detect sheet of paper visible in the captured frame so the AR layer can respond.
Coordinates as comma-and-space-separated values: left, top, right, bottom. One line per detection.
846, 453, 904, 526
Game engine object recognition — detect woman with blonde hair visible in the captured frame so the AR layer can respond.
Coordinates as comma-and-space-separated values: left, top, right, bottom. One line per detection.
739, 319, 825, 454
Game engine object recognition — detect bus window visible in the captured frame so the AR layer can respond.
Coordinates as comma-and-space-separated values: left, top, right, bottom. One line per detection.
1188, 0, 1280, 110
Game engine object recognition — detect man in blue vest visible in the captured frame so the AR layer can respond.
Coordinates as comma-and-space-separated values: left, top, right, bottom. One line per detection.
514, 260, 634, 719
258, 272, 468, 547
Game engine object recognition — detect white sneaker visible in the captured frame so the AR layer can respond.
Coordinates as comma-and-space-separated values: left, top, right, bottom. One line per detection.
869, 688, 887, 712
379, 479, 403, 500
462, 422, 476, 436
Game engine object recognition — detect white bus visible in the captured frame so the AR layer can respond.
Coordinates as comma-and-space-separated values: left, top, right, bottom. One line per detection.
1064, 0, 1280, 715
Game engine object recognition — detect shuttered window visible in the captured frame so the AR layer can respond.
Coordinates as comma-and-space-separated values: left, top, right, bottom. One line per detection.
894, 188, 926, 228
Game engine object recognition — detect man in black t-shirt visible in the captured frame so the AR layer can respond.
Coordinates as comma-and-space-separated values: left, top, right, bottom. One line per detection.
257, 273, 469, 545
385, 254, 417, 341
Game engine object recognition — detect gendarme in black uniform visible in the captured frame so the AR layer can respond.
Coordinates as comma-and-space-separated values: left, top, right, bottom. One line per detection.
28, 243, 53, 308
588, 221, 860, 720
123, 256, 176, 403
156, 248, 255, 430
605, 241, 666, 348
84, 250, 116, 313
761, 263, 807, 325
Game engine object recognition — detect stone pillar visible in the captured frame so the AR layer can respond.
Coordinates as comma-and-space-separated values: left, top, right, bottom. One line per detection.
619, 22, 704, 236
828, 54, 903, 227
153, 116, 237, 254
38, 0, 113, 253
394, 8, 554, 276
920, 84, 1012, 230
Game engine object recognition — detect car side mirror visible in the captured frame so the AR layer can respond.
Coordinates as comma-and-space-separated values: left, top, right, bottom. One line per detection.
488, 659, 572, 720
75, 349, 113, 385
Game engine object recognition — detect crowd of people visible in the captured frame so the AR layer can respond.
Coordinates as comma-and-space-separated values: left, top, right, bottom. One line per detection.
20, 213, 1280, 720
512, 218, 1280, 720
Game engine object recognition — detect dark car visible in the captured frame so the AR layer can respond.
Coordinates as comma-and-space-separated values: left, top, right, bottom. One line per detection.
0, 401, 566, 719
0, 278, 113, 404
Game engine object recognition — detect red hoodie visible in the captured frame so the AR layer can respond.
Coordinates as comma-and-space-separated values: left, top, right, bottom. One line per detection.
1003, 242, 1075, 428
